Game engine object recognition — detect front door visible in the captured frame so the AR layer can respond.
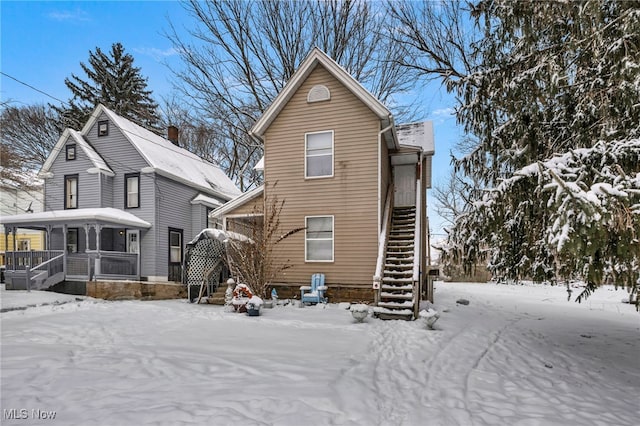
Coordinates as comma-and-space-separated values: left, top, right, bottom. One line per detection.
168, 228, 183, 282
126, 230, 139, 253
394, 164, 416, 207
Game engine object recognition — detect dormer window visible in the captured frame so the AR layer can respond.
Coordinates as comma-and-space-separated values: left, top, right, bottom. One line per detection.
66, 144, 76, 161
98, 120, 109, 137
307, 85, 330, 103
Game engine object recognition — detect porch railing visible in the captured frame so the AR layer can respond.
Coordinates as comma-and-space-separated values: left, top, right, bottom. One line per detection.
5, 251, 65, 270
5, 251, 140, 282
97, 252, 138, 279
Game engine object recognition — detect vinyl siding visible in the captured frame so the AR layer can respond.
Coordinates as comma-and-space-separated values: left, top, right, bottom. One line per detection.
224, 193, 264, 217
155, 175, 200, 278
83, 113, 159, 277
263, 65, 381, 288
46, 144, 100, 210
101, 175, 113, 208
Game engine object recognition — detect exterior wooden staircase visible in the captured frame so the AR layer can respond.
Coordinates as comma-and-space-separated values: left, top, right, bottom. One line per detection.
374, 206, 416, 320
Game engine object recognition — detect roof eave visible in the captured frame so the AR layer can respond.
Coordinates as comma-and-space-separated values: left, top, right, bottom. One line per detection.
251, 48, 392, 138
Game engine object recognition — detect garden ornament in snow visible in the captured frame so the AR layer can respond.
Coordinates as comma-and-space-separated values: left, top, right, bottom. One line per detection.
350, 304, 369, 322
419, 308, 440, 329
224, 283, 234, 306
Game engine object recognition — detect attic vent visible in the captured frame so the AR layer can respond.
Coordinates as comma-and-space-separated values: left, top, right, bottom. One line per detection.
307, 85, 330, 103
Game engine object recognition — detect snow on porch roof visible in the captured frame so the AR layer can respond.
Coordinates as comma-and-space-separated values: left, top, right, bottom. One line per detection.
0, 208, 151, 229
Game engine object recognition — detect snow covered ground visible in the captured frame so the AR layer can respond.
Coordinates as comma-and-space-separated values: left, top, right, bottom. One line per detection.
1, 282, 638, 425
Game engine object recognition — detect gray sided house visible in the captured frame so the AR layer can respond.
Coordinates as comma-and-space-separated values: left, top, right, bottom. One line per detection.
1, 104, 240, 293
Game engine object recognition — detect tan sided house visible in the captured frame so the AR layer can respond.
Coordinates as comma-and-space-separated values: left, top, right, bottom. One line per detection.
211, 48, 435, 319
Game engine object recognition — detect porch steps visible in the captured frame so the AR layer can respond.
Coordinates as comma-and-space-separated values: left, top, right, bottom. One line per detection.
375, 206, 417, 321
206, 285, 227, 305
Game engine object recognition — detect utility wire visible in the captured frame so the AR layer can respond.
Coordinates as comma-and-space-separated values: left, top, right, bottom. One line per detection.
0, 71, 68, 105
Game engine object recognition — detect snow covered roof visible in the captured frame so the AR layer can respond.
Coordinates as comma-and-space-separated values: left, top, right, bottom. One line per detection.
254, 156, 264, 171
0, 207, 151, 229
41, 105, 240, 200
190, 193, 223, 209
40, 129, 114, 177
89, 106, 240, 200
396, 121, 435, 155
210, 185, 264, 218
187, 228, 252, 246
250, 48, 398, 150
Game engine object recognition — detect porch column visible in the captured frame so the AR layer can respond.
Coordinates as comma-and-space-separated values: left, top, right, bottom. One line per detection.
84, 225, 90, 251
12, 227, 17, 251
136, 230, 141, 280
95, 225, 101, 276
62, 224, 67, 277
45, 225, 52, 251
84, 225, 92, 280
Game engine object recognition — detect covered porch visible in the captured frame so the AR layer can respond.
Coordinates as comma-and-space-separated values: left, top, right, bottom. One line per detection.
1, 208, 151, 290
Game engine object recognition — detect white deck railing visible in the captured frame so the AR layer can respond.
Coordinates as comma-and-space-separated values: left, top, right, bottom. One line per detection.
412, 179, 422, 319
373, 185, 394, 300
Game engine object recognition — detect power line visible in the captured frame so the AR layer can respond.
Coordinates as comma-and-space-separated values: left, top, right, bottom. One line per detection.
0, 71, 67, 105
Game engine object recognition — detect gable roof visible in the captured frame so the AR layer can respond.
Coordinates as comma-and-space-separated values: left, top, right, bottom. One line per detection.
210, 184, 264, 218
41, 105, 240, 200
86, 105, 240, 200
250, 48, 398, 149
40, 129, 114, 177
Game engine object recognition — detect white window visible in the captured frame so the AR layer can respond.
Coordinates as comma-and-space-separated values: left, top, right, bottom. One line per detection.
305, 131, 333, 178
169, 230, 182, 263
65, 175, 78, 209
17, 239, 30, 251
125, 174, 140, 208
305, 216, 334, 262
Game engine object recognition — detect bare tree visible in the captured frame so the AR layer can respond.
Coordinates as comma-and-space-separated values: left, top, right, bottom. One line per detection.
432, 169, 470, 229
386, 0, 478, 92
0, 104, 60, 189
225, 185, 303, 299
166, 0, 420, 190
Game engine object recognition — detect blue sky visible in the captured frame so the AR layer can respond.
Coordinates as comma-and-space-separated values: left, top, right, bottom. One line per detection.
1, 0, 461, 241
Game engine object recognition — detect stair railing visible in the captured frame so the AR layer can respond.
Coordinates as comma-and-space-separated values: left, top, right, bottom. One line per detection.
373, 185, 394, 304
412, 179, 422, 319
25, 252, 65, 291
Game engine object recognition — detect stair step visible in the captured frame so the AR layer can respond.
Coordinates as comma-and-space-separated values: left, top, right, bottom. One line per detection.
380, 292, 413, 300
384, 270, 413, 277
384, 263, 412, 269
387, 241, 414, 247
382, 284, 413, 291
382, 277, 413, 284
389, 235, 413, 241
373, 307, 414, 321
386, 256, 414, 262
390, 226, 414, 231
377, 300, 414, 309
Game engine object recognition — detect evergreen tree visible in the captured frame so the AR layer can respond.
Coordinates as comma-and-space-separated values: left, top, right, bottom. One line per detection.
55, 42, 161, 131
445, 0, 640, 300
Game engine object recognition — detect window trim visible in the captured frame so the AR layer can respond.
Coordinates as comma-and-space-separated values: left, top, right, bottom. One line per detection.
168, 228, 183, 265
67, 228, 79, 253
124, 173, 140, 209
98, 120, 109, 137
66, 144, 76, 161
64, 174, 78, 210
304, 130, 334, 179
305, 215, 334, 263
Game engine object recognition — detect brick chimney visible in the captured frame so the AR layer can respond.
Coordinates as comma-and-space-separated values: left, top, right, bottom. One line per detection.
168, 125, 179, 146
